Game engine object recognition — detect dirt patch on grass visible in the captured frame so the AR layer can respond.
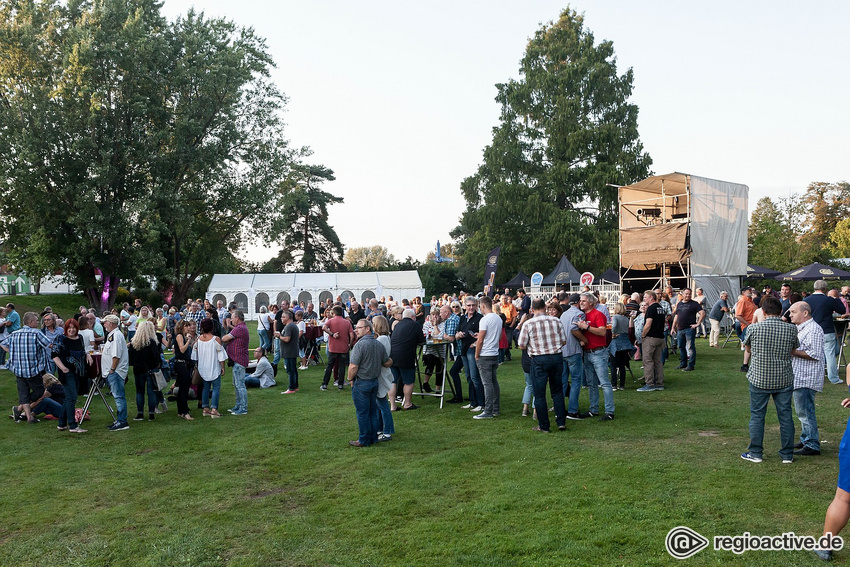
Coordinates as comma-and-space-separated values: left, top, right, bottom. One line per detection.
698, 431, 720, 437
136, 448, 155, 456
247, 487, 286, 499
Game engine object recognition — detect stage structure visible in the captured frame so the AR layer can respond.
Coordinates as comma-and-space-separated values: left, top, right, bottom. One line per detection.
618, 172, 748, 306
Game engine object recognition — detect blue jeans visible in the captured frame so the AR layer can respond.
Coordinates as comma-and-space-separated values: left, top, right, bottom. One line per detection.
283, 358, 299, 391
531, 354, 565, 431
825, 333, 841, 384
677, 327, 696, 368
377, 394, 394, 435
202, 376, 222, 409
258, 329, 271, 351
476, 356, 500, 416
232, 363, 247, 412
461, 349, 483, 407
352, 378, 379, 446
135, 370, 158, 413
793, 387, 820, 451
564, 353, 584, 414
59, 371, 78, 429
106, 372, 128, 425
32, 397, 63, 418
273, 337, 282, 365
584, 349, 615, 415
748, 383, 794, 460
522, 372, 534, 405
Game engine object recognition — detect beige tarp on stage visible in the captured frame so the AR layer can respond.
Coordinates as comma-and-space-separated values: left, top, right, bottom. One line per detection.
620, 223, 690, 267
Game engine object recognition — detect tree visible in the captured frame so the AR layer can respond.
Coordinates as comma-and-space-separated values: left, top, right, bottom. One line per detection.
343, 246, 396, 271
827, 219, 850, 264
748, 194, 817, 273
273, 164, 344, 273
0, 0, 306, 309
417, 263, 465, 297
451, 7, 652, 285
800, 181, 850, 263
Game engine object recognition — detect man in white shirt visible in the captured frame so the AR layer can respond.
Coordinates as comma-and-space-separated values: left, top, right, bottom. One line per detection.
102, 314, 130, 431
474, 296, 502, 420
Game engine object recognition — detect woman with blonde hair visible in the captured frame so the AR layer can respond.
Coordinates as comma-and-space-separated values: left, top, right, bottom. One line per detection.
128, 320, 163, 421
372, 315, 395, 440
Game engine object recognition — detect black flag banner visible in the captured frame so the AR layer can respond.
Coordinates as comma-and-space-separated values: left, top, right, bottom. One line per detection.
482, 247, 501, 297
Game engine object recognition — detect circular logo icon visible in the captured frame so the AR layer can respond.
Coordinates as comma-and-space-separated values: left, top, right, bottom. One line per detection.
665, 526, 709, 560
488, 255, 498, 264
820, 268, 835, 275
580, 272, 594, 286
530, 272, 544, 287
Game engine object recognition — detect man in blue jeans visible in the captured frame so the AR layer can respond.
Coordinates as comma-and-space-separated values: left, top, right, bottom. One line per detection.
671, 288, 704, 372
576, 293, 615, 420
741, 297, 798, 463
101, 315, 130, 431
559, 293, 588, 419
455, 298, 483, 411
519, 298, 568, 432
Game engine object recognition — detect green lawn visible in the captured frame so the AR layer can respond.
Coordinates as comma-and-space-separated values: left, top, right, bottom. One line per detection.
0, 333, 847, 566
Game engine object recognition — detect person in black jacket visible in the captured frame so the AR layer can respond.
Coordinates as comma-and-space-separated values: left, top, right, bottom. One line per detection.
390, 309, 425, 410
455, 297, 484, 411
128, 321, 163, 421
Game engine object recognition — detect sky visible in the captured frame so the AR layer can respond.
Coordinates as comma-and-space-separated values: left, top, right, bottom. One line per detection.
161, 0, 850, 266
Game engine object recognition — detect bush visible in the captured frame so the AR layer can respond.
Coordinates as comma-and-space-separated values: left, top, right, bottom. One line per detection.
115, 287, 131, 305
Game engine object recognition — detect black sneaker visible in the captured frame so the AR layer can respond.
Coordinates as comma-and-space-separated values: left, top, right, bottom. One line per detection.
598, 413, 614, 421
148, 413, 155, 421
320, 385, 328, 391
422, 383, 433, 393
11, 405, 22, 423
676, 364, 686, 369
133, 413, 144, 421
566, 412, 584, 420
108, 422, 130, 431
682, 367, 694, 372
558, 425, 567, 431
585, 411, 599, 418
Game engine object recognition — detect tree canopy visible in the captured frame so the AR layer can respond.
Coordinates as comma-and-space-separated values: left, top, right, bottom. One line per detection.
0, 0, 342, 308
451, 7, 651, 287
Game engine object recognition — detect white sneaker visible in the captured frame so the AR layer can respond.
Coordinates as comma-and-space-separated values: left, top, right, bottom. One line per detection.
461, 404, 472, 409
298, 365, 308, 370
470, 406, 483, 412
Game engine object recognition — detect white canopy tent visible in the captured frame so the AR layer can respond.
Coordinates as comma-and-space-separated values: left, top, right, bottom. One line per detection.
207, 271, 425, 320
619, 172, 748, 307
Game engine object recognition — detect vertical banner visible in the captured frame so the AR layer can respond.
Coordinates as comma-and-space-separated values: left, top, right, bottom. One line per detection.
482, 247, 501, 297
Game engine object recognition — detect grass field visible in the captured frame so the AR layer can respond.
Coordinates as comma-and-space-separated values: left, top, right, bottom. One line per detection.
1, 319, 848, 566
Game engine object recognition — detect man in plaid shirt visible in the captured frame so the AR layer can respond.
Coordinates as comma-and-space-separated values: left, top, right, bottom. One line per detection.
519, 298, 568, 432
741, 297, 799, 464
3, 311, 52, 424
789, 300, 825, 456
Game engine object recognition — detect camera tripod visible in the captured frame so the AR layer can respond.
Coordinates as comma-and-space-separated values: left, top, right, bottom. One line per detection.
79, 374, 116, 424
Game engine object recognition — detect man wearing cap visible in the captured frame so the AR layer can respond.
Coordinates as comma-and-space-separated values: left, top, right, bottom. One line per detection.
559, 292, 588, 419
736, 287, 757, 372
806, 279, 847, 385
102, 314, 130, 431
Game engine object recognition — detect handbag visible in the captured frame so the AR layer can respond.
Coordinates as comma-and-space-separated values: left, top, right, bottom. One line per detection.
152, 369, 169, 392
191, 367, 202, 386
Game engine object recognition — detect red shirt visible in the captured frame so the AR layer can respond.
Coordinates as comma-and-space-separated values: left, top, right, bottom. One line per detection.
324, 315, 353, 354
583, 308, 608, 350
225, 322, 250, 367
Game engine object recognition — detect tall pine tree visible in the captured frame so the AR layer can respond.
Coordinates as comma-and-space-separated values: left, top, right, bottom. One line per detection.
452, 8, 652, 284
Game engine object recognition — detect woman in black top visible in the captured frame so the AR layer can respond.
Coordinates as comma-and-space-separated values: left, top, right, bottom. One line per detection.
170, 319, 196, 420
52, 318, 90, 433
128, 320, 163, 421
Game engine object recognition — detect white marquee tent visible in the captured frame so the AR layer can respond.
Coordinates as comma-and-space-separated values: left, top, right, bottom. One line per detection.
206, 271, 424, 320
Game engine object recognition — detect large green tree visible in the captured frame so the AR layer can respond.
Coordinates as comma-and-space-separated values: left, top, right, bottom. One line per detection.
0, 0, 320, 309
452, 7, 652, 286
272, 164, 344, 273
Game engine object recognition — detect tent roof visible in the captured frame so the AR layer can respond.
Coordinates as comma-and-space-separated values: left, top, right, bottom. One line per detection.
208, 274, 254, 291
542, 256, 582, 285
777, 262, 850, 281
746, 264, 781, 279
620, 172, 691, 196
251, 274, 295, 289
595, 268, 620, 284
501, 271, 530, 288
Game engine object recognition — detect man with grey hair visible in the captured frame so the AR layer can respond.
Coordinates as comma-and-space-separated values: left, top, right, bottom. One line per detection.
789, 300, 825, 456
805, 279, 847, 384
101, 314, 130, 431
4, 311, 52, 424
576, 293, 615, 420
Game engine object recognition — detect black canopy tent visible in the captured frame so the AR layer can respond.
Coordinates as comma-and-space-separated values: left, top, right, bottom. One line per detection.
746, 264, 781, 280
500, 271, 530, 289
595, 268, 620, 284
542, 256, 582, 288
777, 262, 850, 281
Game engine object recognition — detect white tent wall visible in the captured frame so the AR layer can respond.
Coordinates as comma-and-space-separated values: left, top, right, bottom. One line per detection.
689, 176, 748, 279
206, 271, 425, 320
